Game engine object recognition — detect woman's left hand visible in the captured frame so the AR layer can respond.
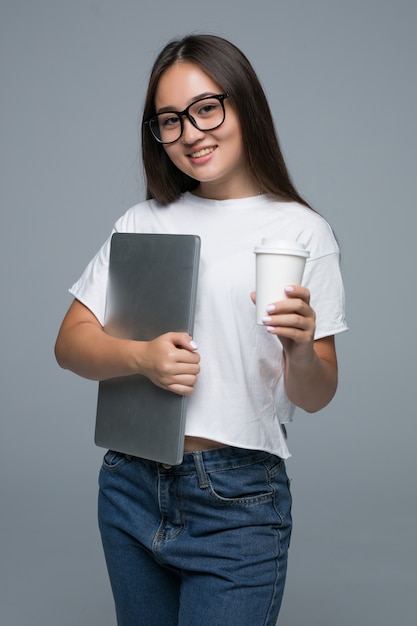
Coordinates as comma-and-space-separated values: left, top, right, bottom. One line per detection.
250, 286, 338, 412
251, 285, 316, 363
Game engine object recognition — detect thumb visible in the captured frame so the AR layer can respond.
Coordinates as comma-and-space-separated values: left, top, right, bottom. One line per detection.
170, 332, 199, 352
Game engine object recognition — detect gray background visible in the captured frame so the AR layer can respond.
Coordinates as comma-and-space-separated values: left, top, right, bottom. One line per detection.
1, 1, 416, 624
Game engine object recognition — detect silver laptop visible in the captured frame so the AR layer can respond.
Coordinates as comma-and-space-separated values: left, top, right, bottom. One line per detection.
94, 233, 200, 465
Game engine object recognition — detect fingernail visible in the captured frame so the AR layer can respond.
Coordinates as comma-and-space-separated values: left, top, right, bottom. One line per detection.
285, 285, 294, 293
190, 340, 198, 350
262, 316, 272, 324
266, 304, 275, 313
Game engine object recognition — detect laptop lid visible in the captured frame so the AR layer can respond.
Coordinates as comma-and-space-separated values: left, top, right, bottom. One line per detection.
94, 232, 200, 465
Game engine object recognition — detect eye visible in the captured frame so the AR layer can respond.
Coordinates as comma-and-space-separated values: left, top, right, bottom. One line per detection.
196, 101, 221, 117
159, 114, 180, 128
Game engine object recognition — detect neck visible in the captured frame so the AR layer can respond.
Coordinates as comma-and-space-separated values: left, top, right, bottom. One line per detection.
192, 180, 262, 201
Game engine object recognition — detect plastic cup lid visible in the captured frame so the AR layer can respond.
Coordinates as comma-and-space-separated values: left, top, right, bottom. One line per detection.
253, 239, 310, 257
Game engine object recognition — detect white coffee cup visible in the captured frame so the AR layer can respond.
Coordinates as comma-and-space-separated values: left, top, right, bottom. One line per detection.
254, 239, 310, 325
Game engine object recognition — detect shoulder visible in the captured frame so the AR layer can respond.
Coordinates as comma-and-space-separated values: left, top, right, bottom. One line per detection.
266, 198, 340, 259
113, 198, 155, 231
114, 195, 193, 232
113, 198, 173, 232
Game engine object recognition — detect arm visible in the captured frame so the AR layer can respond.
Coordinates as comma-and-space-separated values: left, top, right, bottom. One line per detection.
282, 334, 337, 413
54, 299, 200, 396
252, 286, 338, 412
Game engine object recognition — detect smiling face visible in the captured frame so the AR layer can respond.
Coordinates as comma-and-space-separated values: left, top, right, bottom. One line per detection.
154, 62, 259, 200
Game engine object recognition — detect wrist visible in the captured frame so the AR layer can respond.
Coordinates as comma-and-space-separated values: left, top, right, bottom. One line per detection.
283, 342, 317, 371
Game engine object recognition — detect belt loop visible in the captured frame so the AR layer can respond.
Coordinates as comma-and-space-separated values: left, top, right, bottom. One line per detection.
193, 451, 209, 489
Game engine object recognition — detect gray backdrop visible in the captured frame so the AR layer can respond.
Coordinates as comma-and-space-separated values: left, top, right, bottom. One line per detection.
1, 1, 416, 624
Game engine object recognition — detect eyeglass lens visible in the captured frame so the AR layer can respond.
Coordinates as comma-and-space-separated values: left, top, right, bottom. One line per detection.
149, 95, 226, 143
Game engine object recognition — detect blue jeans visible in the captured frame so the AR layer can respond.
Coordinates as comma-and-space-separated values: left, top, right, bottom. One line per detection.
98, 446, 292, 626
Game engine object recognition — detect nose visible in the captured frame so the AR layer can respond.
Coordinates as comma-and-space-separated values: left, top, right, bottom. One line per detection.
181, 116, 205, 144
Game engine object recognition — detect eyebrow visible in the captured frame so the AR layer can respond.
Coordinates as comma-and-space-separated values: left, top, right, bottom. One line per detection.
156, 92, 217, 114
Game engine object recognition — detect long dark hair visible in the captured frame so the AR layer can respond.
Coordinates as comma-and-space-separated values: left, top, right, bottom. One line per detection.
142, 34, 311, 208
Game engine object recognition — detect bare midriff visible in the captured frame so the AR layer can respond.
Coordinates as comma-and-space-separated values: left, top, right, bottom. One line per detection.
184, 436, 226, 453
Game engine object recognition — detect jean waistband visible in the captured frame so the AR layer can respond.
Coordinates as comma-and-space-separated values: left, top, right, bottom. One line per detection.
138, 446, 278, 475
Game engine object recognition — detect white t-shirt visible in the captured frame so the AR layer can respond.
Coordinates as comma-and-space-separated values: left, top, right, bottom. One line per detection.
70, 192, 348, 459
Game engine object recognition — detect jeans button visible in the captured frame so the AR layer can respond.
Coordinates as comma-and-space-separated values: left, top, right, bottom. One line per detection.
162, 463, 172, 469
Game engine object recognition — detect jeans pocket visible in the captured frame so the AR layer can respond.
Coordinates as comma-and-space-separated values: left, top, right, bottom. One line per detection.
102, 450, 131, 472
205, 462, 274, 505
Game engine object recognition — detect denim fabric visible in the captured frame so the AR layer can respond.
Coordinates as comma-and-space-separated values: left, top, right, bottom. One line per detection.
98, 446, 292, 626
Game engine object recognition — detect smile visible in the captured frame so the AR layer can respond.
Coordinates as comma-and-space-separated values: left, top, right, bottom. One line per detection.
189, 147, 215, 158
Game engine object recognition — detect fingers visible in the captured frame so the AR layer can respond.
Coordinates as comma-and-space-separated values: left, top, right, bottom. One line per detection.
158, 363, 200, 396
263, 316, 314, 344
260, 286, 315, 343
250, 285, 309, 310
165, 372, 200, 396
142, 332, 201, 396
168, 332, 200, 355
282, 284, 310, 304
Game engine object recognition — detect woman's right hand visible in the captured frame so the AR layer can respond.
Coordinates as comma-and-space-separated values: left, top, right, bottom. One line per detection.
139, 332, 200, 396
55, 299, 200, 395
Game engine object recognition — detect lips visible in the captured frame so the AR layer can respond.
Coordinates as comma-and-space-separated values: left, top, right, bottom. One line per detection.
189, 147, 215, 158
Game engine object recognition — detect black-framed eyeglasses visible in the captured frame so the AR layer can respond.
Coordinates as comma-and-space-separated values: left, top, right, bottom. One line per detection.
144, 93, 229, 144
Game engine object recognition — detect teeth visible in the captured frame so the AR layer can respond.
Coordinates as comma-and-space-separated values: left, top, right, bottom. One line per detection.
190, 147, 214, 158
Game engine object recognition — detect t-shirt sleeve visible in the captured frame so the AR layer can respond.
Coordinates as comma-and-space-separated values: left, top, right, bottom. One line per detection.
301, 217, 348, 339
67, 203, 143, 325
68, 233, 113, 326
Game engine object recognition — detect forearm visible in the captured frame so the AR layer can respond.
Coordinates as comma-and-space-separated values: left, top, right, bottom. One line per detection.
284, 347, 338, 413
55, 322, 141, 381
256, 287, 339, 412
55, 300, 200, 394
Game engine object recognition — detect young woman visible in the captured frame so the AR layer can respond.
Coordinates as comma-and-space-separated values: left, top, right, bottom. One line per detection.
55, 34, 347, 625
